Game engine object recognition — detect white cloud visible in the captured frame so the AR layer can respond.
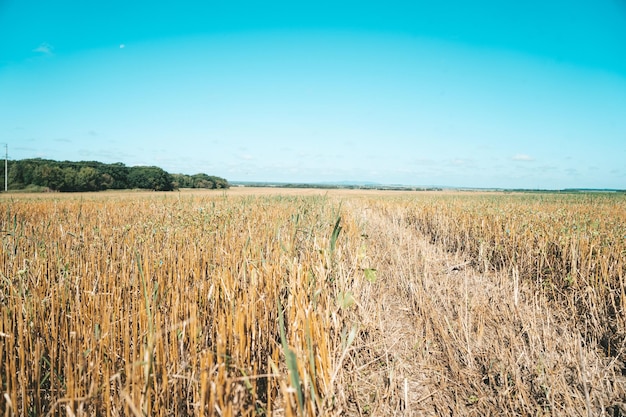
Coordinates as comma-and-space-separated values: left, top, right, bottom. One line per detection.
512, 154, 534, 161
33, 42, 54, 56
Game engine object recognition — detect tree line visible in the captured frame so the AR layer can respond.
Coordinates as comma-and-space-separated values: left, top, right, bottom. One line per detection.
1, 159, 229, 192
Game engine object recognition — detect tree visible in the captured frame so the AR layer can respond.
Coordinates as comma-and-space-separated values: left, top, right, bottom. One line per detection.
60, 167, 77, 191
128, 166, 174, 191
38, 165, 64, 191
4, 158, 226, 192
76, 166, 100, 191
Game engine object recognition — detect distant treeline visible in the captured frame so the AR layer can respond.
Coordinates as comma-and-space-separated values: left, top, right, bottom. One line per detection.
1, 158, 229, 192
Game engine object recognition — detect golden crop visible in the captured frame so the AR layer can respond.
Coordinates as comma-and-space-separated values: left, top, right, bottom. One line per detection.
1, 190, 625, 416
396, 193, 626, 345
1, 192, 366, 416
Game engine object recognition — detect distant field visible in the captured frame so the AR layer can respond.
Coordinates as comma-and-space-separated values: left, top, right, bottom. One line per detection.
1, 189, 625, 416
0, 186, 499, 199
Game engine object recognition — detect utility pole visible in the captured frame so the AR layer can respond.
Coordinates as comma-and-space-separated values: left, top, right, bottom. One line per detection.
4, 144, 7, 192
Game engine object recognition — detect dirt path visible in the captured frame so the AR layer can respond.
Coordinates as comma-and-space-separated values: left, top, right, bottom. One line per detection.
342, 201, 626, 416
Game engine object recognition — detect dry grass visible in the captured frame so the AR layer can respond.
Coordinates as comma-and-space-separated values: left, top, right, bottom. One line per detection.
1, 189, 625, 416
345, 196, 626, 415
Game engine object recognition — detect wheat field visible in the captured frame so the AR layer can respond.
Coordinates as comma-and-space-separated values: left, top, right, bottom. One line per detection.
1, 189, 625, 416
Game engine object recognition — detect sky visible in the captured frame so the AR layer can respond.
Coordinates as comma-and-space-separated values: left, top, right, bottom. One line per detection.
1, 1, 626, 189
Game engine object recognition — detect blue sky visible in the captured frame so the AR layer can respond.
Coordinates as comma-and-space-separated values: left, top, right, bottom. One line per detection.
1, 1, 625, 189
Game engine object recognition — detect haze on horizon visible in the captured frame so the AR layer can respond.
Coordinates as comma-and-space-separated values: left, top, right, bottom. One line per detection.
1, 0, 625, 190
